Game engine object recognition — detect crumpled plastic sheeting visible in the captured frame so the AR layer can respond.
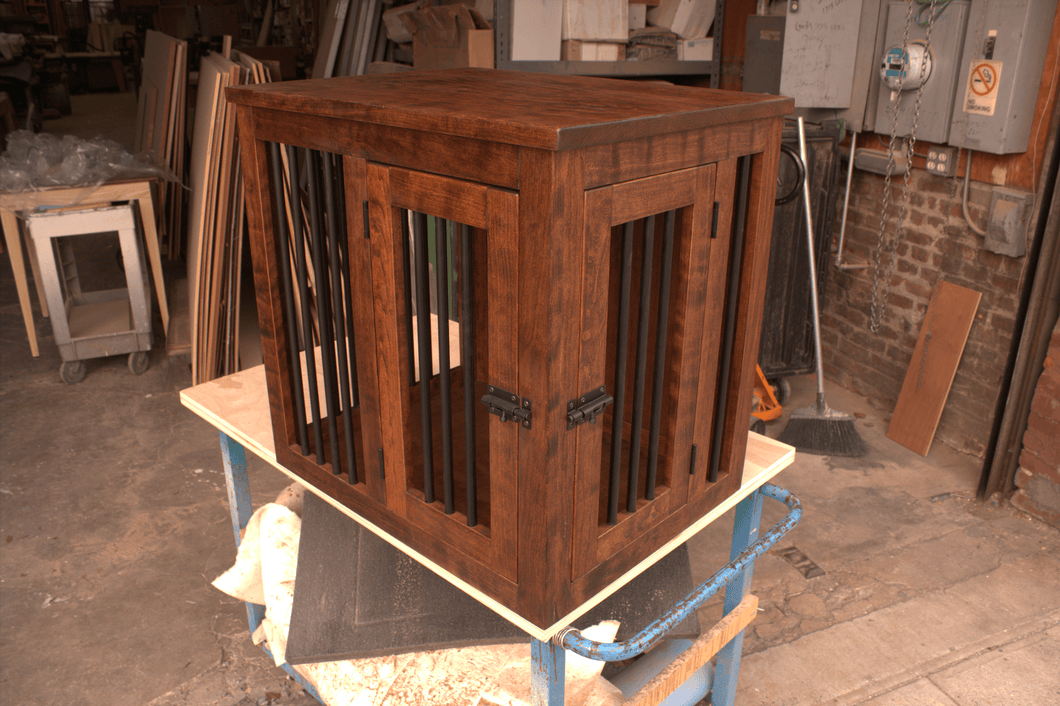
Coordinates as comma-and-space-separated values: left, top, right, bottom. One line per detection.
0, 130, 173, 195
211, 484, 626, 706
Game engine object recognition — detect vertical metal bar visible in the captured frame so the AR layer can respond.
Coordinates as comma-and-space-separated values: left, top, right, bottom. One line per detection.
645, 209, 676, 500
413, 211, 435, 503
531, 638, 566, 706
269, 142, 308, 455
323, 154, 358, 484
713, 488, 765, 706
608, 221, 635, 525
460, 223, 477, 526
335, 161, 359, 409
307, 149, 342, 474
401, 210, 416, 386
627, 214, 656, 513
709, 156, 752, 484
435, 217, 455, 514
289, 146, 325, 463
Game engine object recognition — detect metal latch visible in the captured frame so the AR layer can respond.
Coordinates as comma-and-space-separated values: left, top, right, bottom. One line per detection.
481, 386, 532, 429
567, 386, 614, 430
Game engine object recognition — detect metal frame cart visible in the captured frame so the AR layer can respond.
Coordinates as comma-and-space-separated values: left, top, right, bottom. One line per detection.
26, 202, 152, 383
181, 364, 800, 706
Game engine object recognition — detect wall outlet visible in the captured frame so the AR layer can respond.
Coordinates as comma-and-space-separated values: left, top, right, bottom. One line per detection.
925, 146, 958, 177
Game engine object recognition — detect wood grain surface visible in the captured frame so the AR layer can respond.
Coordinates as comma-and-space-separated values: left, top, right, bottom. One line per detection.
887, 281, 981, 456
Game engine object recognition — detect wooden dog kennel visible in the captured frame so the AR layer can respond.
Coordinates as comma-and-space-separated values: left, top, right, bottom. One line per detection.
228, 69, 791, 631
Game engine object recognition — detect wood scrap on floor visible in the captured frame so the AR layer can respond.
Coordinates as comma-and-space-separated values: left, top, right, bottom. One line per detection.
887, 280, 982, 455
133, 30, 187, 261
312, 0, 388, 78
187, 49, 271, 384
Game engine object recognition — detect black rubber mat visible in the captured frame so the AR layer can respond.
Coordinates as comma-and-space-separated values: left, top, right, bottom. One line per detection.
285, 492, 700, 664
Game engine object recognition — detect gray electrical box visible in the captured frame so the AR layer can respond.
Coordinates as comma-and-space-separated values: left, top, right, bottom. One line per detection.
798, 0, 889, 134
985, 187, 1034, 257
948, 0, 1059, 154
780, 0, 865, 108
744, 15, 784, 95
873, 1, 969, 145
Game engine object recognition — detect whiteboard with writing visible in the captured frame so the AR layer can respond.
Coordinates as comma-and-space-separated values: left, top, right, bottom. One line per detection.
780, 0, 866, 108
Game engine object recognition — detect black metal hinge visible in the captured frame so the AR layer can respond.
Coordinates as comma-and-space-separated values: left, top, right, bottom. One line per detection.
567, 386, 614, 430
481, 386, 532, 429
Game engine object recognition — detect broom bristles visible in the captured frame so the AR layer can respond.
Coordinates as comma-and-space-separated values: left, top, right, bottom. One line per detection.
776, 405, 868, 457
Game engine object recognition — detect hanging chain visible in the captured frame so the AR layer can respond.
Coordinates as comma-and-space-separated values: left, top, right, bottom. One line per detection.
869, 1, 941, 333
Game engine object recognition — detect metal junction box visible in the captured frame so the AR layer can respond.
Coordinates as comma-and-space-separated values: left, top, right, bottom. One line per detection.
947, 0, 1059, 154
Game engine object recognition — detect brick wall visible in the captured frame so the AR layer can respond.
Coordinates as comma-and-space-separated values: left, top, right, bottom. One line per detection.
1012, 320, 1060, 527
820, 167, 1028, 456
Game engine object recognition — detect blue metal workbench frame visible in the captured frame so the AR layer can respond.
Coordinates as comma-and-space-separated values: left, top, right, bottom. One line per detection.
217, 430, 800, 706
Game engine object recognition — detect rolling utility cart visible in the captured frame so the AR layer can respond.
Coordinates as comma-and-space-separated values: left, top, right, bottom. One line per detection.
181, 364, 800, 705
26, 202, 152, 383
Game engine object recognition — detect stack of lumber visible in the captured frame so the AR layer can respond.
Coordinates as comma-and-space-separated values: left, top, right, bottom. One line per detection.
134, 30, 188, 260
312, 0, 389, 77
187, 50, 272, 384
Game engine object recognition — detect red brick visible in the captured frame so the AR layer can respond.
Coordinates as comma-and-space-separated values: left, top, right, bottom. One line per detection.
1010, 492, 1060, 528
1019, 452, 1060, 484
1022, 427, 1046, 454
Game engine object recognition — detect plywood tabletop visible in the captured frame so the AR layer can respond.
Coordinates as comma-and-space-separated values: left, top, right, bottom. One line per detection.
226, 68, 793, 151
181, 363, 794, 640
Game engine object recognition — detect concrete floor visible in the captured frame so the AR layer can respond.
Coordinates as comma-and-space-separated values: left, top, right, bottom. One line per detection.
1, 94, 1057, 706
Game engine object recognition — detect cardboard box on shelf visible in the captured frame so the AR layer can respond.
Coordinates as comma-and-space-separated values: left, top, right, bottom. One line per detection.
561, 39, 625, 61
648, 0, 716, 39
677, 37, 713, 61
403, 5, 494, 70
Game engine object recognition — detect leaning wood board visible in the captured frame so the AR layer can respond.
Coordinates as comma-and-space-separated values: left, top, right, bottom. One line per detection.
180, 363, 793, 641
887, 280, 981, 455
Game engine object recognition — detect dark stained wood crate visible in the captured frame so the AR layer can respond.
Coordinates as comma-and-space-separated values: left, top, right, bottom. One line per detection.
228, 69, 792, 632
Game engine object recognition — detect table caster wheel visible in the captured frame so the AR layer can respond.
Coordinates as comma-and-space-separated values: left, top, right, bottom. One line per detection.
750, 417, 767, 435
60, 360, 86, 384
768, 377, 791, 405
128, 351, 149, 375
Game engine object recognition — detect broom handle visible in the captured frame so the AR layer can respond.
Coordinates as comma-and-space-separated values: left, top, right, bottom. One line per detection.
797, 117, 827, 412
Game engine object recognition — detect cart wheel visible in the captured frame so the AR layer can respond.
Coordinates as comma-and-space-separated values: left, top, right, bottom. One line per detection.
60, 361, 87, 384
750, 417, 767, 435
769, 377, 792, 405
128, 351, 150, 375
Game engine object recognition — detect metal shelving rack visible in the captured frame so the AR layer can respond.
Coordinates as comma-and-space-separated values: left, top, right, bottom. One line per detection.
493, 0, 724, 86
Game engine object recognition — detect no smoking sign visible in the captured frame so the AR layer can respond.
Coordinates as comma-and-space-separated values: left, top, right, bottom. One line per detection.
964, 60, 1003, 116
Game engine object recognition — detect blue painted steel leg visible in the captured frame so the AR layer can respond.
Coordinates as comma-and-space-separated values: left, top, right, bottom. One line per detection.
713, 488, 766, 706
531, 637, 566, 706
217, 431, 323, 704
219, 431, 265, 632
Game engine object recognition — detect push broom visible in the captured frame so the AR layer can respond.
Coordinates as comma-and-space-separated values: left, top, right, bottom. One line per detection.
776, 118, 867, 457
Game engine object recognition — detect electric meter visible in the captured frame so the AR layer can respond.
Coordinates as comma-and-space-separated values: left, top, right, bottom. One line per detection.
880, 41, 933, 92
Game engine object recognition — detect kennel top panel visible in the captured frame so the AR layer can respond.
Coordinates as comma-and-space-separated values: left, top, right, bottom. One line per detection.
225, 68, 793, 151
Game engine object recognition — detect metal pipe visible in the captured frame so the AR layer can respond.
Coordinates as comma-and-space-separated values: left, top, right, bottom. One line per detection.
460, 223, 477, 526
413, 211, 435, 503
627, 215, 656, 513
555, 483, 802, 660
289, 146, 325, 462
963, 150, 987, 237
608, 220, 636, 525
269, 142, 309, 455
646, 209, 676, 499
709, 156, 751, 484
798, 118, 828, 414
435, 217, 455, 514
306, 150, 342, 473
834, 131, 868, 270
323, 153, 358, 484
